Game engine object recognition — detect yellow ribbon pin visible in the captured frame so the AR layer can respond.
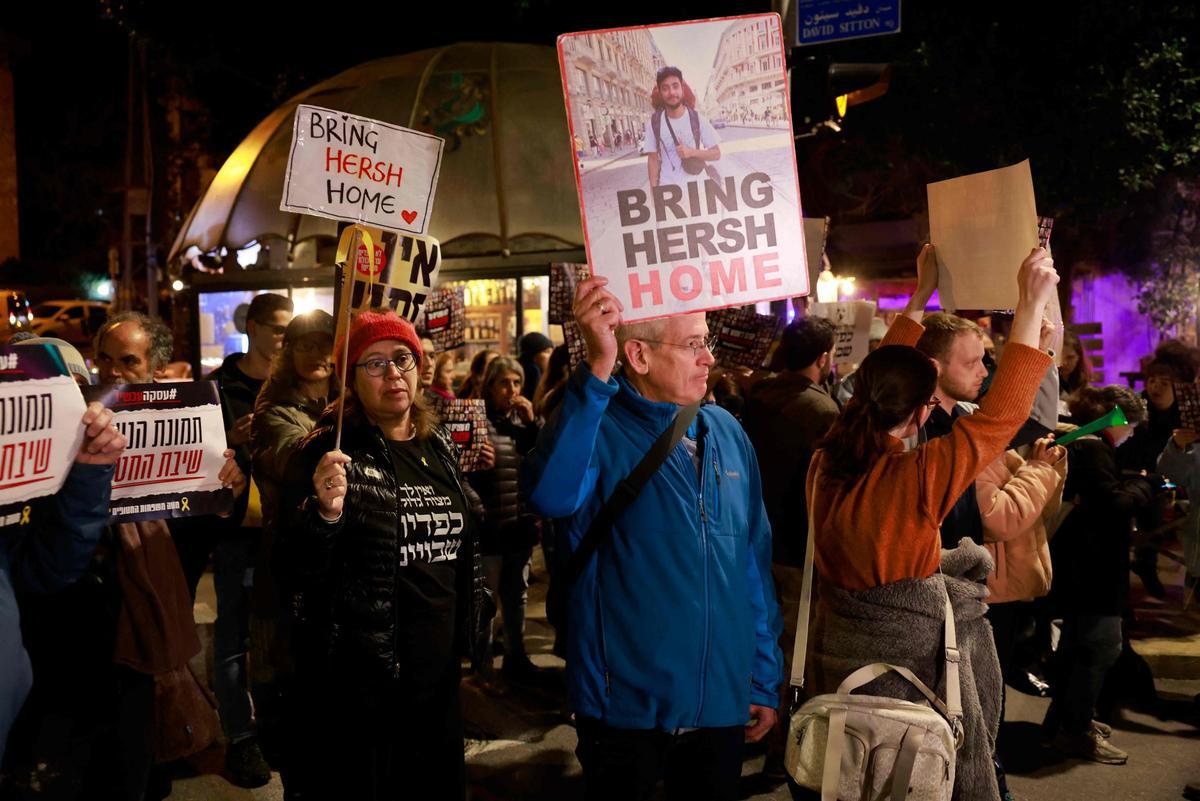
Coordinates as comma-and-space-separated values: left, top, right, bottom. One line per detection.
180, 497, 190, 513
19, 505, 30, 525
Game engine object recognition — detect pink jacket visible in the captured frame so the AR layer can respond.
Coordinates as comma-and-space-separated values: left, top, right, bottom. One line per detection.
977, 450, 1067, 603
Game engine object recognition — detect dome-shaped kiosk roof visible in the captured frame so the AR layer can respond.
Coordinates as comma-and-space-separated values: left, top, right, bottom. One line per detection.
169, 43, 584, 271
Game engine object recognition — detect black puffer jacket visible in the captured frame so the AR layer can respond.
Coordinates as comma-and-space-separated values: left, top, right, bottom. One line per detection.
467, 407, 540, 555
278, 407, 485, 675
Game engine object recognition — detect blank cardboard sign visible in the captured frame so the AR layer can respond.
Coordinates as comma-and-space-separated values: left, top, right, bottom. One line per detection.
928, 160, 1039, 311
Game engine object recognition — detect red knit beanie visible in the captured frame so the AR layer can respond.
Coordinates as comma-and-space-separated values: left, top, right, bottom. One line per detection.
336, 311, 424, 378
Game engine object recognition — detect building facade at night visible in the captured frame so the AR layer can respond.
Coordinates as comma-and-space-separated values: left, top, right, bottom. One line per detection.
702, 17, 787, 127
559, 29, 663, 150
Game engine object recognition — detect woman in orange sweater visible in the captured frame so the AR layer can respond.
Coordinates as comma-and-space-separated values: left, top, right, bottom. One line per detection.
804, 245, 1058, 801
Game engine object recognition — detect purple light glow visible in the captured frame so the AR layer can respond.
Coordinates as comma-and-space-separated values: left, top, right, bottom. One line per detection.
876, 290, 941, 311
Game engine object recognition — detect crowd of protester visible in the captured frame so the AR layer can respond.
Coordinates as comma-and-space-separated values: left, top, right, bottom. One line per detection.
1, 243, 1199, 801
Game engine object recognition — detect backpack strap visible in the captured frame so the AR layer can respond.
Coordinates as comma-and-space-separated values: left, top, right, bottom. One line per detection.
560, 400, 701, 588
688, 106, 702, 147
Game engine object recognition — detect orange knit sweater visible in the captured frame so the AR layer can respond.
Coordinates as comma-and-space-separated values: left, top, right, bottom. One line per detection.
807, 316, 1053, 590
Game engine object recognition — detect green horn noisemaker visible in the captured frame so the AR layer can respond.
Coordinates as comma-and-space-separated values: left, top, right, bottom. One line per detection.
1054, 406, 1129, 446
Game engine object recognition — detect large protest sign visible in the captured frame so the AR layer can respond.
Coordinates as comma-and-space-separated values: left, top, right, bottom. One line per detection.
280, 105, 444, 236
559, 14, 809, 323
421, 287, 466, 352
707, 307, 780, 369
550, 263, 590, 324
432, 397, 490, 472
83, 382, 232, 523
0, 346, 87, 527
928, 160, 1039, 311
809, 300, 877, 367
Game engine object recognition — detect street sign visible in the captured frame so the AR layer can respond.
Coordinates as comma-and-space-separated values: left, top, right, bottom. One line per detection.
796, 1, 901, 47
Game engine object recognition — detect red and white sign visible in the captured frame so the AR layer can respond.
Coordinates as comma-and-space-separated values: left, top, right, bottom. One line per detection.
558, 14, 809, 322
281, 105, 444, 235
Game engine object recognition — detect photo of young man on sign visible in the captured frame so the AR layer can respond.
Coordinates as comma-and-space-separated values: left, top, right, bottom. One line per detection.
559, 14, 809, 323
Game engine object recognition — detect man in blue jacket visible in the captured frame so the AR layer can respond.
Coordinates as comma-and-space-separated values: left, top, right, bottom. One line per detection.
524, 276, 783, 801
1, 339, 127, 760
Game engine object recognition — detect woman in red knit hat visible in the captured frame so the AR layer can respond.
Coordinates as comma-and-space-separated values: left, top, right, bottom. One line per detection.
276, 310, 484, 800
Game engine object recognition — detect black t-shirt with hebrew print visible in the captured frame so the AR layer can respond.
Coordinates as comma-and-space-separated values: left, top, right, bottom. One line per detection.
384, 435, 465, 697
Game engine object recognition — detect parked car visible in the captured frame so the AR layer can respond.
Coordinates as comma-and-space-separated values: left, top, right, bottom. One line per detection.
30, 300, 110, 346
0, 289, 32, 339
712, 119, 727, 129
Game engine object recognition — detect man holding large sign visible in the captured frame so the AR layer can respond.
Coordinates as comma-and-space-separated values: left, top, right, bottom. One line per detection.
559, 14, 809, 322
524, 275, 782, 801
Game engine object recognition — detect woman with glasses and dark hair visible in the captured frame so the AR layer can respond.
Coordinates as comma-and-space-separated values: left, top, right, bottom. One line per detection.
466, 356, 542, 681
804, 247, 1059, 800
278, 311, 482, 800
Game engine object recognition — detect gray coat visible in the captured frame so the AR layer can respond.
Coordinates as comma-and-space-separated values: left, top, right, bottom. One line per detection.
810, 539, 1002, 801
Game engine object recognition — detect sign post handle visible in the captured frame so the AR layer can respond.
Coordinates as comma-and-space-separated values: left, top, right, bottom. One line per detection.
334, 229, 360, 453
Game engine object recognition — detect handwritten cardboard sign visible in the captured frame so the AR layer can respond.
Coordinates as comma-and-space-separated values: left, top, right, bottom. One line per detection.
421, 287, 466, 352
809, 300, 877, 367
432, 397, 490, 472
707, 307, 781, 369
550, 263, 591, 324
0, 346, 87, 526
83, 381, 232, 523
559, 13, 809, 322
927, 160, 1039, 311
281, 105, 444, 235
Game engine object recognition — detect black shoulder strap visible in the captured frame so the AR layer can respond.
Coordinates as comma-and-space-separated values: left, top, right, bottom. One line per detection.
689, 107, 701, 147
562, 401, 702, 586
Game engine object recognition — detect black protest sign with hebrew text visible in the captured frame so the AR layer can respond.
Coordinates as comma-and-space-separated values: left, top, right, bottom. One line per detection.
706, 307, 780, 369
433, 397, 490, 472
421, 287, 465, 352
550, 263, 590, 324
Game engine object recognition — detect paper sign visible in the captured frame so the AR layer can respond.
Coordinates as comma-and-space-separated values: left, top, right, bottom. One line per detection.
550, 263, 591, 324
707, 307, 781, 369
804, 217, 831, 293
0, 346, 87, 526
280, 105, 444, 235
432, 397, 490, 472
927, 160, 1039, 311
561, 321, 589, 370
83, 382, 232, 523
809, 300, 877, 367
558, 13, 809, 323
421, 287, 466, 352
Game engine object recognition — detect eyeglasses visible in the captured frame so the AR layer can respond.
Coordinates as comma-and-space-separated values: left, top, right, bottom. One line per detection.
292, 338, 331, 354
925, 396, 942, 409
638, 336, 717, 359
355, 353, 418, 376
254, 322, 287, 336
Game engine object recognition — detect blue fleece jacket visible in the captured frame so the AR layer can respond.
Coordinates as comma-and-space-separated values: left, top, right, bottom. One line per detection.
525, 365, 783, 730
0, 462, 113, 759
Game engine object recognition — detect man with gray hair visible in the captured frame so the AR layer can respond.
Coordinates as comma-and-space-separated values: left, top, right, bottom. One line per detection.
524, 275, 782, 801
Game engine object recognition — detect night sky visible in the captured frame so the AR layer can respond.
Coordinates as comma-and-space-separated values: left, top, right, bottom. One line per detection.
3, 1, 1196, 288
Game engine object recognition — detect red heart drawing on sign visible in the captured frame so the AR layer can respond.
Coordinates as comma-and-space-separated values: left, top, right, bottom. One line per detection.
401, 210, 418, 225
